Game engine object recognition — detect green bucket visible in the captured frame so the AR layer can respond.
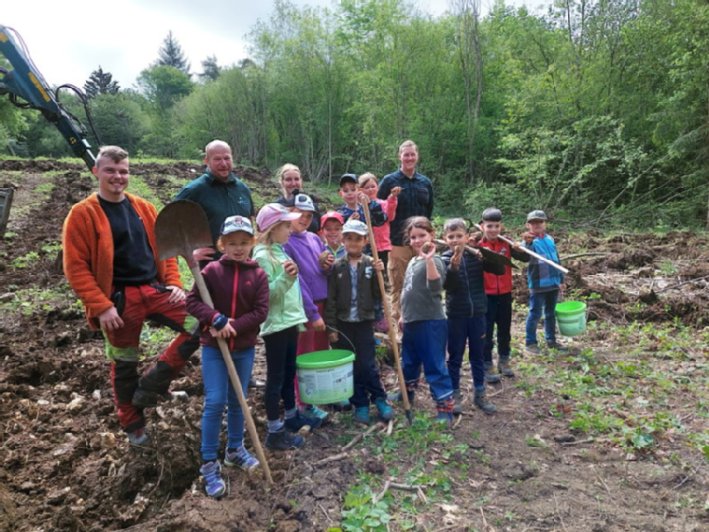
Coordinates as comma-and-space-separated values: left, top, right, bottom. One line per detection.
296, 349, 355, 405
555, 301, 587, 337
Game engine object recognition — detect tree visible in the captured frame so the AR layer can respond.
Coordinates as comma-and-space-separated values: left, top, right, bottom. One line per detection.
199, 55, 221, 82
156, 31, 191, 75
84, 66, 120, 99
89, 92, 149, 153
137, 65, 194, 112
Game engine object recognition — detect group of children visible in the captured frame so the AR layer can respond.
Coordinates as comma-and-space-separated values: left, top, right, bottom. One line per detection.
186, 169, 565, 498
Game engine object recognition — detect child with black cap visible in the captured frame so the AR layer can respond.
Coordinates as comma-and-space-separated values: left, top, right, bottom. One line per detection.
522, 210, 565, 354
336, 173, 387, 227
478, 208, 529, 381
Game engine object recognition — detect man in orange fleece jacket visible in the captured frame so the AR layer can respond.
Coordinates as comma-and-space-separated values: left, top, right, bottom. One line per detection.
63, 145, 199, 446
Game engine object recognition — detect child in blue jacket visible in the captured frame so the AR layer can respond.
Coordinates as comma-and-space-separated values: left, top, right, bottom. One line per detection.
523, 210, 565, 353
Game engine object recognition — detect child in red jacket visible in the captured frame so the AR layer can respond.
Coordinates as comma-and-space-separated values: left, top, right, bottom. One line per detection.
477, 208, 529, 381
186, 216, 269, 498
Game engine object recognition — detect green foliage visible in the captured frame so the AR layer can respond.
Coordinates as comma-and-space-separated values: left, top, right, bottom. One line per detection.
89, 92, 149, 153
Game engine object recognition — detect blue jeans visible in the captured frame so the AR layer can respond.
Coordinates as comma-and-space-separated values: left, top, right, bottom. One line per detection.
484, 293, 512, 363
525, 289, 559, 345
402, 319, 453, 402
447, 316, 486, 391
200, 345, 255, 462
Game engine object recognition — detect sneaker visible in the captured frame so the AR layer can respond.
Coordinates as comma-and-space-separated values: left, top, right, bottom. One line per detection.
435, 397, 454, 426
374, 397, 394, 421
387, 388, 415, 405
452, 389, 462, 415
284, 411, 322, 433
301, 404, 329, 423
485, 365, 502, 384
499, 358, 515, 377
248, 377, 266, 389
224, 447, 259, 472
525, 343, 541, 355
354, 406, 370, 424
474, 390, 497, 415
332, 400, 352, 411
265, 429, 304, 450
200, 460, 226, 498
546, 341, 569, 353
127, 428, 150, 447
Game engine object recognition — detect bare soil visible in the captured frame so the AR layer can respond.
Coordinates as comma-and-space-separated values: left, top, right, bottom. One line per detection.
0, 160, 706, 531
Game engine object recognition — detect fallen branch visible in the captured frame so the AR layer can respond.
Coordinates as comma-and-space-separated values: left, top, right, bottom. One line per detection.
562, 252, 609, 261
559, 437, 595, 446
372, 480, 390, 504
314, 451, 349, 466
342, 423, 380, 451
386, 419, 394, 436
655, 274, 709, 293
453, 415, 463, 429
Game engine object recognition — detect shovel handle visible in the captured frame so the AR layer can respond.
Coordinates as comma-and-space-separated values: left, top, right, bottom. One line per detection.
190, 266, 274, 485
473, 223, 569, 275
360, 201, 412, 415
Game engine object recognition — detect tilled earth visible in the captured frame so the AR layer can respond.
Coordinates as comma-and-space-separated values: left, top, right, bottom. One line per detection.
0, 160, 707, 531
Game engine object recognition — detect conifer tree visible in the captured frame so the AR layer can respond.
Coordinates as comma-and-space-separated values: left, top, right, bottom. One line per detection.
83, 66, 120, 99
156, 31, 191, 75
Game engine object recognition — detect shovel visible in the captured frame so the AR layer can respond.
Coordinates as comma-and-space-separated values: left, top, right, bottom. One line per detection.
472, 223, 569, 275
360, 200, 413, 425
433, 239, 512, 269
155, 200, 273, 485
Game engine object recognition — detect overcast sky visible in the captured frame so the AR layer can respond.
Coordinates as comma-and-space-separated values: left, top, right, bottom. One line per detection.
3, 0, 534, 91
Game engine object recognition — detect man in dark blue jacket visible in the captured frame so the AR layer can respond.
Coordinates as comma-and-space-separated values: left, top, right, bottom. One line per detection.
377, 140, 434, 327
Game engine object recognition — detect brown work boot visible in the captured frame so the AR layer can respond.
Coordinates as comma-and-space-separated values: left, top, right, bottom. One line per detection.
499, 357, 515, 378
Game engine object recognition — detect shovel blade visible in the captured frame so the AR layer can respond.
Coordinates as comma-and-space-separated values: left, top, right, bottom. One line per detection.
155, 200, 212, 263
478, 246, 512, 267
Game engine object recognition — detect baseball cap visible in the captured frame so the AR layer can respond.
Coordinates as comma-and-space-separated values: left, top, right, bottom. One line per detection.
481, 208, 502, 222
256, 203, 301, 232
339, 173, 357, 187
321, 210, 344, 226
288, 193, 315, 212
342, 219, 368, 236
220, 215, 254, 236
526, 210, 548, 222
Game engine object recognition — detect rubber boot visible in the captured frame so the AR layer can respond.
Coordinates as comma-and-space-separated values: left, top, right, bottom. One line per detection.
452, 389, 462, 415
474, 389, 497, 415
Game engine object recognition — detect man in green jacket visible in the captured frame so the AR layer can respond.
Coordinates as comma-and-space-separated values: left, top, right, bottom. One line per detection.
175, 139, 255, 264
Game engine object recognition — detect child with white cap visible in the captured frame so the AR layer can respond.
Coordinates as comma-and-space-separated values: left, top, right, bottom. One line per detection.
284, 193, 334, 422
325, 219, 393, 424
186, 215, 269, 498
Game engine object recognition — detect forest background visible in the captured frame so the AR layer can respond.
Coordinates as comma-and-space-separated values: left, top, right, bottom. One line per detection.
1, 0, 708, 229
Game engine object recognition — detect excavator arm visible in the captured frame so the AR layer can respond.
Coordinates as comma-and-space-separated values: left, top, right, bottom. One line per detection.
0, 25, 96, 170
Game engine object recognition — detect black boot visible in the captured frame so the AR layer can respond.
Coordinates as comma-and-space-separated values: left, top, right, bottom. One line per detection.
474, 389, 497, 415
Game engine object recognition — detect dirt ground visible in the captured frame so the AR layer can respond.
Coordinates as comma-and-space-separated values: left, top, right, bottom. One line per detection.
0, 160, 707, 531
